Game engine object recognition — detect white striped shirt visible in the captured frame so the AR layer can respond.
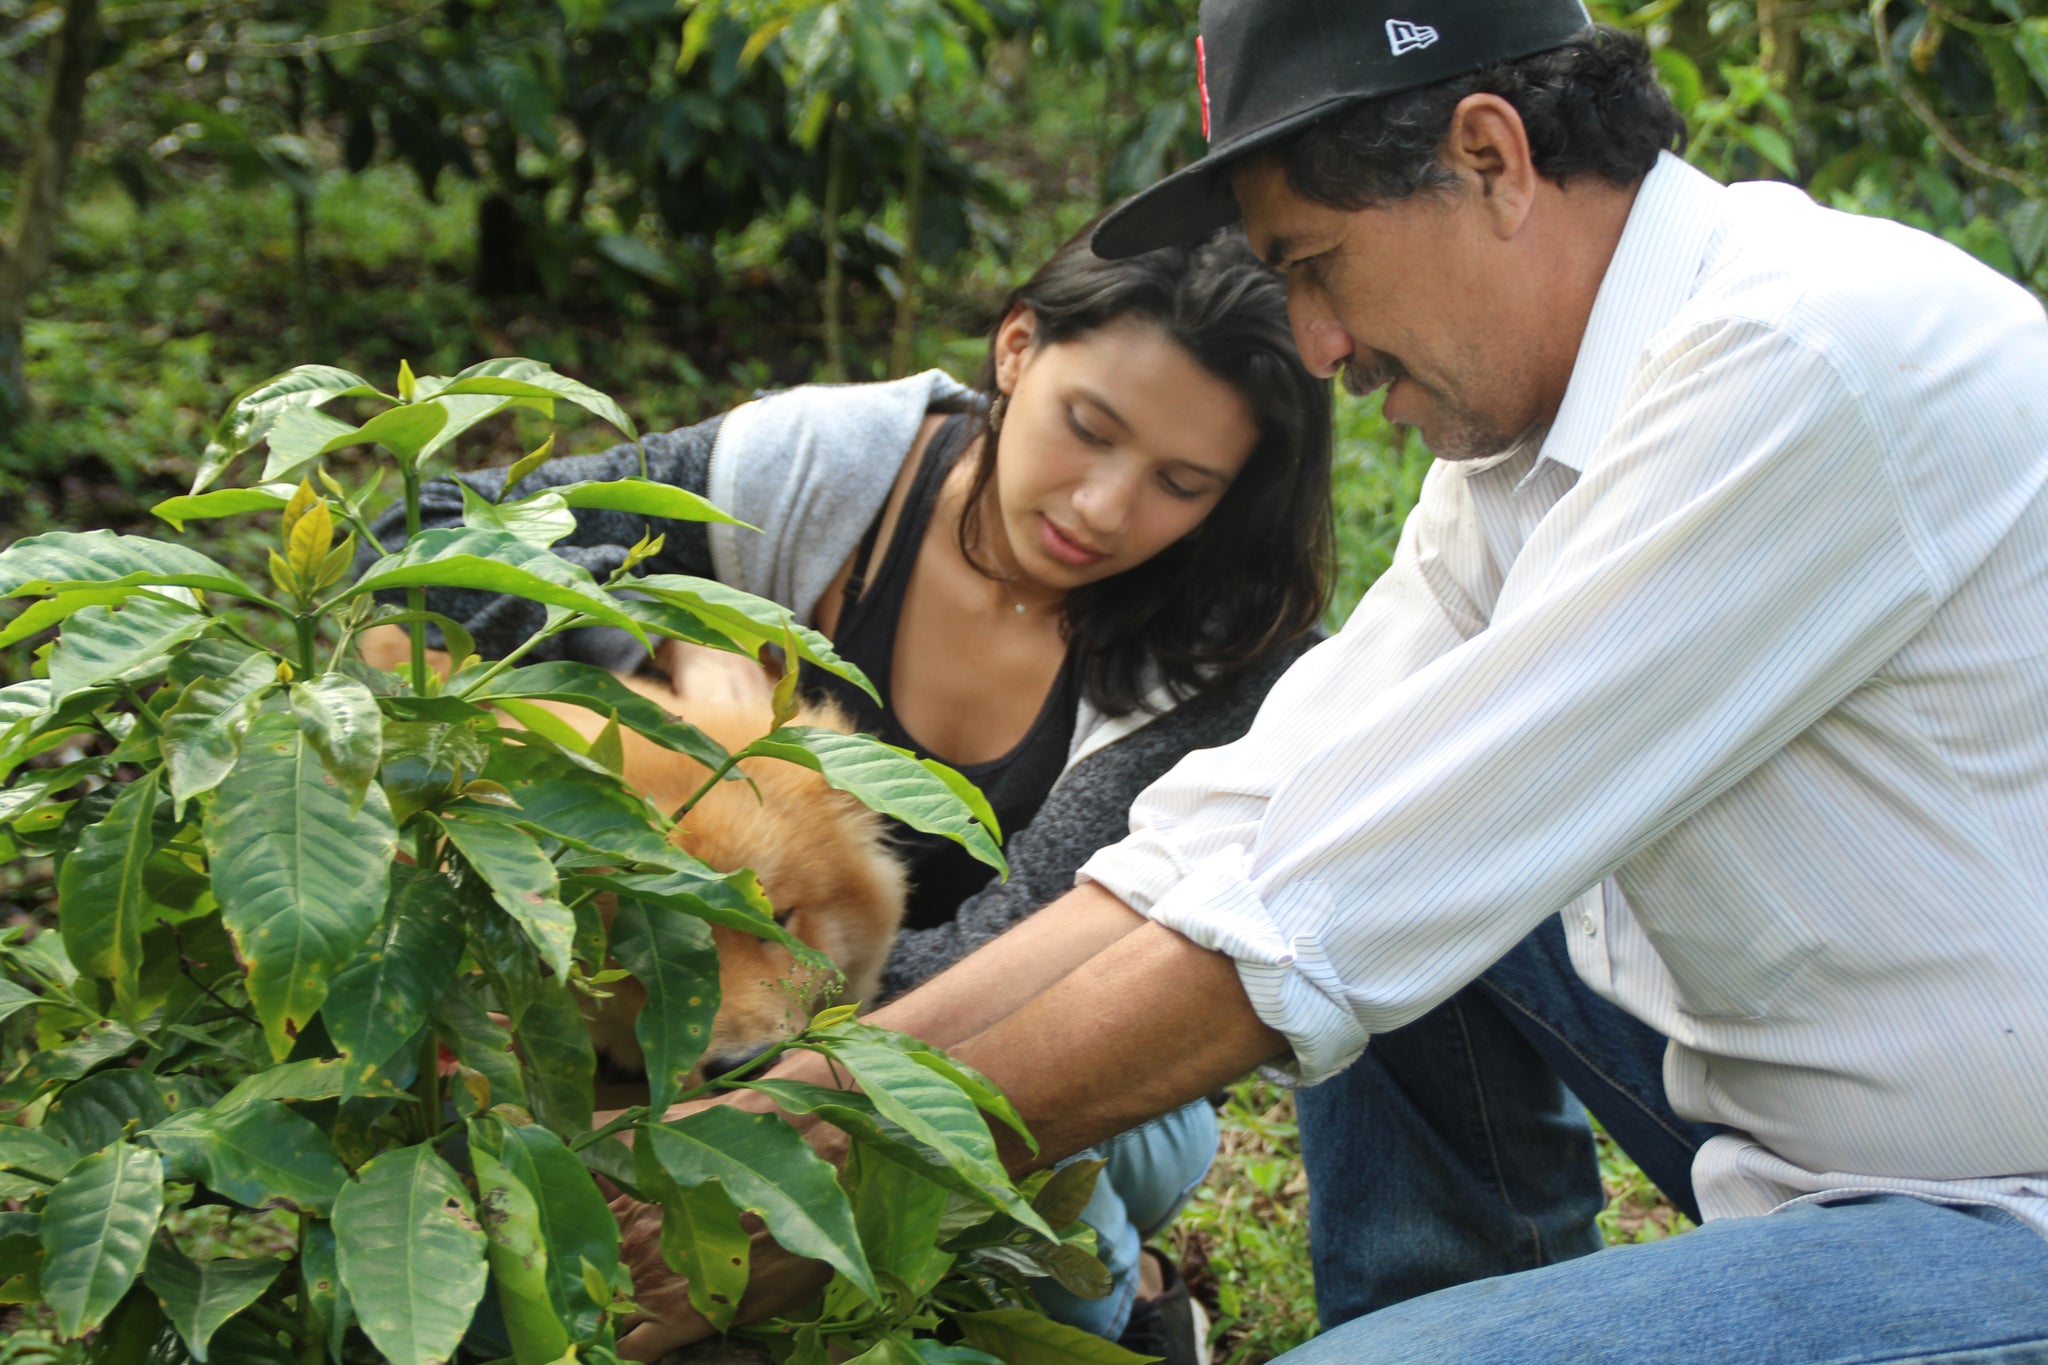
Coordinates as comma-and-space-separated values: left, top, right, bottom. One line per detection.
1080, 153, 2048, 1234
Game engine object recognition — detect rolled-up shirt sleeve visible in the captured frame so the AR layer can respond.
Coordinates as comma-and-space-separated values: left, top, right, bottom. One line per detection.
1084, 320, 1937, 1082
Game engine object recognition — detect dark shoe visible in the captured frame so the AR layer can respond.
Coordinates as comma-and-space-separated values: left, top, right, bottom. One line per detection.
1116, 1248, 1210, 1365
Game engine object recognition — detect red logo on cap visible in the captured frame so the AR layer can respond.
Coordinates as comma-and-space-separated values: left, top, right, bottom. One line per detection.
1197, 35, 1211, 141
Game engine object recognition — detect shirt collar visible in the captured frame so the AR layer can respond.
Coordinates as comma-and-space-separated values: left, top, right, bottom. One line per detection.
1536, 152, 1728, 475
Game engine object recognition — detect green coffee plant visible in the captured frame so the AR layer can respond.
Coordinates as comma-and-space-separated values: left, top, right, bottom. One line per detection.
0, 359, 1144, 1364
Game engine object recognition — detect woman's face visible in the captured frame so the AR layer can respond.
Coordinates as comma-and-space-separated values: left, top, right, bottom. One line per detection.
989, 309, 1259, 593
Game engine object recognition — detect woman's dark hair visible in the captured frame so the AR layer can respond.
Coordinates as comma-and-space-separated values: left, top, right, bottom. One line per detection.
953, 223, 1335, 717
1267, 27, 1686, 211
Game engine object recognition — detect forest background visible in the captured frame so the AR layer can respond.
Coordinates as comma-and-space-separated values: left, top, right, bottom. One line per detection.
2, 0, 2045, 1360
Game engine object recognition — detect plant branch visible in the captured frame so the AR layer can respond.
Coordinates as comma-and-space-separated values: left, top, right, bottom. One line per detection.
1870, 0, 2045, 197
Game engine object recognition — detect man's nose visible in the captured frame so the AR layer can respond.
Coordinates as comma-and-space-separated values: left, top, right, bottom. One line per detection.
1289, 285, 1354, 379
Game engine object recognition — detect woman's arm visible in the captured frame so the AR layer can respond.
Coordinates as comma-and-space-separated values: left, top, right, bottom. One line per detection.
363, 417, 726, 666
878, 636, 1320, 997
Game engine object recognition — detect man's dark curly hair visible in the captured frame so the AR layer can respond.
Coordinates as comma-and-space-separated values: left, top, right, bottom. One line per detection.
1264, 27, 1687, 209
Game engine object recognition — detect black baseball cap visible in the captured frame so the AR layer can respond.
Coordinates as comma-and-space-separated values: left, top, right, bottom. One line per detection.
1093, 0, 1594, 258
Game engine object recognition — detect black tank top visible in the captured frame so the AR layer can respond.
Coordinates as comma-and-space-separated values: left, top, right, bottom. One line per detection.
806, 413, 1079, 931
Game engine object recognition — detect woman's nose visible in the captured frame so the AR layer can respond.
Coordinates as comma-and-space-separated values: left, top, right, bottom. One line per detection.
1073, 464, 1138, 534
1289, 285, 1355, 380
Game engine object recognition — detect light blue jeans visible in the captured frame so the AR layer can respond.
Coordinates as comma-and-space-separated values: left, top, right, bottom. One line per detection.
1276, 1195, 2048, 1363
1035, 1097, 1222, 1340
1287, 914, 2048, 1361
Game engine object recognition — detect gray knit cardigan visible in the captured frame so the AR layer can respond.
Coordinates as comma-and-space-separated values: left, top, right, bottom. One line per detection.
377, 373, 1315, 998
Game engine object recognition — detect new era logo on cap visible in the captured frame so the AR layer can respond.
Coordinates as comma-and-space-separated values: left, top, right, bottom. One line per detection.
1385, 18, 1439, 54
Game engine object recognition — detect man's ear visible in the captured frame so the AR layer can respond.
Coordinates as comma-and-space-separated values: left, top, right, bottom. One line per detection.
1443, 93, 1537, 238
993, 304, 1039, 394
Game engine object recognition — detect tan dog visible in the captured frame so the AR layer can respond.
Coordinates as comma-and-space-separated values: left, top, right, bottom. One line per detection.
359, 627, 909, 1094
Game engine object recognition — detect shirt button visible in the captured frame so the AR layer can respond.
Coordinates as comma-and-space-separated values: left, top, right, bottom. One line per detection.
1276, 953, 1296, 967
1580, 912, 1599, 936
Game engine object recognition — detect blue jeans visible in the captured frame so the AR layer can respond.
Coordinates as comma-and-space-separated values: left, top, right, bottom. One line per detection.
1276, 1195, 2048, 1363
1288, 916, 2048, 1361
1297, 912, 1718, 1325
1036, 1097, 1221, 1340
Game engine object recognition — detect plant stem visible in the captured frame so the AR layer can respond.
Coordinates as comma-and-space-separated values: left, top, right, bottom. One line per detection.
118, 684, 162, 737
294, 613, 318, 678
571, 1104, 648, 1152
450, 613, 579, 699
399, 461, 429, 693
296, 1218, 325, 1365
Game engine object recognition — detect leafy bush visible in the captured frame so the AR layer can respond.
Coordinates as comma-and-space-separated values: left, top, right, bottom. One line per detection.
0, 359, 1141, 1364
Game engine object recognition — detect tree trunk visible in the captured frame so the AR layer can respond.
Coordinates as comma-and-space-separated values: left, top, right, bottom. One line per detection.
0, 0, 101, 432
821, 109, 849, 383
889, 87, 924, 380
1756, 0, 1802, 180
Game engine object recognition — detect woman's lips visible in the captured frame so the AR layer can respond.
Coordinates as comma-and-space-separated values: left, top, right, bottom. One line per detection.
1039, 515, 1108, 567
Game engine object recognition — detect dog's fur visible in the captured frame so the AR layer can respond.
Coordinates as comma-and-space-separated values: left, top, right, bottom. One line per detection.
359, 628, 908, 1092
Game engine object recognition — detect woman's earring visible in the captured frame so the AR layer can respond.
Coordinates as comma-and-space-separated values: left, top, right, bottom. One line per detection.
987, 391, 1008, 436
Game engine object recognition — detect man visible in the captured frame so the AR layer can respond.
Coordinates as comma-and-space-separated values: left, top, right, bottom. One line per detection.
620, 0, 2048, 1357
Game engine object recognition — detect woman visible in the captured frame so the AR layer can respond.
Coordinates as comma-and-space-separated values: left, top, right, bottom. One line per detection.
388, 223, 1334, 1356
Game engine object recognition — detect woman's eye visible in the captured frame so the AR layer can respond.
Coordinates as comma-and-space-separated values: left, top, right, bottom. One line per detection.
1160, 474, 1204, 499
1066, 409, 1108, 446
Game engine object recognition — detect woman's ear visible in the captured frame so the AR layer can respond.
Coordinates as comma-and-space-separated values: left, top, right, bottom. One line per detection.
993, 304, 1038, 395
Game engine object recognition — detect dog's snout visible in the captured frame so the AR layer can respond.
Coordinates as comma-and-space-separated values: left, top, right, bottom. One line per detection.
704, 1042, 778, 1079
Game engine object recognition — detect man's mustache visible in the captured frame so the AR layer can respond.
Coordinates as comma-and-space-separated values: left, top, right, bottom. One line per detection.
1341, 351, 1405, 397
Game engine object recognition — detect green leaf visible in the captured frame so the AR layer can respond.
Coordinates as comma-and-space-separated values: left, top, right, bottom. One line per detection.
379, 719, 490, 827
631, 575, 874, 700
739, 1078, 1027, 1226
211, 1056, 402, 1111
0, 586, 156, 649
366, 610, 477, 673
517, 980, 595, 1138
151, 484, 297, 532
956, 1308, 1162, 1364
0, 1020, 138, 1107
646, 1107, 877, 1301
599, 867, 825, 971
0, 979, 39, 1029
200, 364, 383, 492
482, 1118, 617, 1339
652, 1170, 750, 1333
459, 481, 577, 548
45, 1068, 169, 1156
146, 1100, 350, 1214
56, 770, 163, 1016
472, 1143, 573, 1365
142, 1243, 285, 1362
333, 1145, 488, 1365
554, 478, 752, 528
745, 727, 1004, 874
207, 712, 397, 1058
848, 1142, 952, 1300
302, 1219, 349, 1360
40, 1142, 163, 1339
800, 1032, 1048, 1235
2016, 17, 2048, 97
435, 811, 575, 979
1031, 1158, 1106, 1229
347, 529, 649, 647
261, 406, 364, 483
323, 869, 465, 1102
291, 673, 384, 813
430, 984, 527, 1109
476, 662, 734, 772
609, 898, 720, 1113
45, 597, 209, 704
315, 402, 450, 465
0, 1127, 80, 1185
160, 648, 278, 814
415, 393, 537, 465
0, 531, 264, 603
442, 358, 638, 441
